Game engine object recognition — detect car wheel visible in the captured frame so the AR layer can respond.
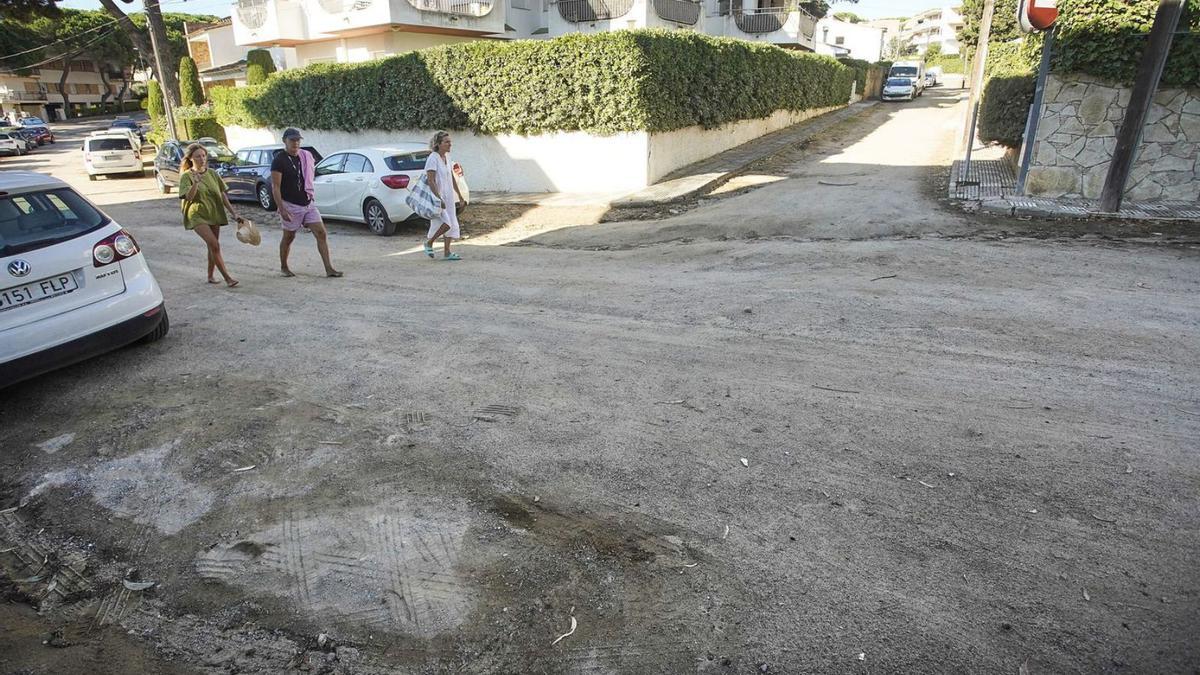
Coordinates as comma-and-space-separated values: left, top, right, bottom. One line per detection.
257, 183, 275, 211
88, 174, 97, 181
364, 198, 396, 236
140, 308, 170, 344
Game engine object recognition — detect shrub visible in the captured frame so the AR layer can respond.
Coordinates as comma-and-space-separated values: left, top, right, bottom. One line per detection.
926, 54, 967, 74
147, 80, 164, 120
1053, 0, 1200, 87
986, 39, 1040, 77
245, 49, 276, 85
179, 55, 204, 106
175, 102, 227, 143
214, 30, 855, 135
979, 73, 1036, 148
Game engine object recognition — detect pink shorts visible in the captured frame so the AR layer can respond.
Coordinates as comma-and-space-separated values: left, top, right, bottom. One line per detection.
278, 200, 322, 231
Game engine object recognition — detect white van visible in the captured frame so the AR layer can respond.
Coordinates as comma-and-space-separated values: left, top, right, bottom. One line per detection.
889, 61, 927, 97
83, 133, 144, 180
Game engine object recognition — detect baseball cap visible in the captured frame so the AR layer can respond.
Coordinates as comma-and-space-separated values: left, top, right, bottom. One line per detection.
282, 127, 302, 140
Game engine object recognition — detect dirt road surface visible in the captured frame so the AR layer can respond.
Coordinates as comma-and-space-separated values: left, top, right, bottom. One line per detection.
2, 87, 1198, 674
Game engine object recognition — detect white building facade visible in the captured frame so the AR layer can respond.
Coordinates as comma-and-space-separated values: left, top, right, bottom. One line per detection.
814, 16, 884, 62
900, 5, 963, 55
186, 19, 298, 92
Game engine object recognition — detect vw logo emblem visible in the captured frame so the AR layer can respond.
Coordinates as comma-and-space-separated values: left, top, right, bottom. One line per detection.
7, 259, 31, 277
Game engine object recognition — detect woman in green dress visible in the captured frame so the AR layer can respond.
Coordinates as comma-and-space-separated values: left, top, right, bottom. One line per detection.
179, 143, 246, 288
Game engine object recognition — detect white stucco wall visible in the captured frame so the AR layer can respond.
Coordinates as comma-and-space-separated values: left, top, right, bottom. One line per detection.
814, 17, 884, 62
646, 104, 842, 183
224, 102, 847, 193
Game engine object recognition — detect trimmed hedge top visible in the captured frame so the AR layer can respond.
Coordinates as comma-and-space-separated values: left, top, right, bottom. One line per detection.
1055, 0, 1200, 87
214, 30, 855, 135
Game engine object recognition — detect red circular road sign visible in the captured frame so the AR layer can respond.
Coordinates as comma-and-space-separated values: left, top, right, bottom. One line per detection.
1018, 0, 1059, 33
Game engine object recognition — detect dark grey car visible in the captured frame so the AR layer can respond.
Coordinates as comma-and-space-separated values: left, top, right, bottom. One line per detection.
217, 144, 323, 211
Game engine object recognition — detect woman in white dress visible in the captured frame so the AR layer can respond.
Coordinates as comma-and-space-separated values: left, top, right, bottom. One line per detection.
422, 131, 467, 261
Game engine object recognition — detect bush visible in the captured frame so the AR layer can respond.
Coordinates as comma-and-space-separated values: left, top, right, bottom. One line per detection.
986, 39, 1040, 77
179, 55, 204, 106
147, 80, 164, 120
838, 57, 875, 95
926, 54, 967, 74
246, 49, 276, 85
979, 73, 1036, 148
214, 30, 856, 135
1054, 0, 1200, 87
175, 102, 227, 143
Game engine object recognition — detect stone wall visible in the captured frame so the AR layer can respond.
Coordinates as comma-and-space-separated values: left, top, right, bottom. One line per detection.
1024, 73, 1200, 202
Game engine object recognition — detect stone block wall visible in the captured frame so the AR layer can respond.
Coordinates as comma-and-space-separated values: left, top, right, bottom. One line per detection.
1024, 73, 1200, 202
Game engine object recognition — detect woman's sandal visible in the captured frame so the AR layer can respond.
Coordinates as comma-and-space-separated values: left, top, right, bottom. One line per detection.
443, 253, 462, 261
423, 243, 435, 259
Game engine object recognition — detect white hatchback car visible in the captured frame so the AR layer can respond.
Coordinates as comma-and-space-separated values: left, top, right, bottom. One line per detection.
310, 145, 468, 236
0, 171, 168, 387
83, 133, 145, 180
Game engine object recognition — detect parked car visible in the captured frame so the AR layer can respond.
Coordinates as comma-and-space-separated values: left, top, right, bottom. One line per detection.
309, 145, 466, 236
153, 138, 236, 193
925, 72, 937, 88
889, 61, 926, 97
215, 144, 323, 210
109, 118, 146, 144
28, 126, 54, 144
82, 134, 144, 180
0, 131, 27, 156
881, 77, 918, 102
0, 171, 168, 387
2, 127, 37, 152
93, 128, 142, 152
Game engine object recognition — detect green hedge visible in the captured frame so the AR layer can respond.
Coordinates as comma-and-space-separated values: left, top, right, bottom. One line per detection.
214, 30, 855, 135
926, 54, 967, 75
979, 74, 1036, 148
1054, 0, 1200, 87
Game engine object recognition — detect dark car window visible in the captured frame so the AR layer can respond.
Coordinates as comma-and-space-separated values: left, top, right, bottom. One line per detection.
0, 133, 10, 140
342, 154, 371, 174
315, 154, 344, 176
384, 151, 431, 171
0, 188, 109, 257
87, 137, 134, 151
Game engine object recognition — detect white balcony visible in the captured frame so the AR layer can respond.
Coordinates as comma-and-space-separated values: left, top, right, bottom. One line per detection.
304, 0, 504, 38
707, 0, 816, 49
233, 0, 311, 46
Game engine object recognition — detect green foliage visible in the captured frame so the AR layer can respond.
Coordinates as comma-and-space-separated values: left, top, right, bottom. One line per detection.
961, 0, 1020, 51
146, 80, 165, 119
146, 117, 168, 146
979, 73, 1036, 148
245, 49, 276, 85
833, 11, 863, 23
178, 55, 204, 106
924, 43, 943, 59
1053, 0, 1200, 86
214, 31, 857, 135
838, 57, 883, 96
129, 12, 220, 68
179, 116, 227, 144
986, 38, 1041, 76
926, 54, 967, 74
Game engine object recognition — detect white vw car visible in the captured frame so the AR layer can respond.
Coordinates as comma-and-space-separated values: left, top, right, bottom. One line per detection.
1, 172, 168, 387
309, 145, 468, 236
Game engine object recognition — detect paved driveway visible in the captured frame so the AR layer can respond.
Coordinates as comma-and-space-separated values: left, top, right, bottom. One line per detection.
2, 100, 1198, 674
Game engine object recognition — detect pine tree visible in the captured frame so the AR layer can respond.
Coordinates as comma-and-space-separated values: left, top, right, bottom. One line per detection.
246, 49, 277, 85
178, 55, 204, 106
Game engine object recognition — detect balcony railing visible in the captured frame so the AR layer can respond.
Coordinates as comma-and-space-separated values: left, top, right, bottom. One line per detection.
733, 8, 784, 33
556, 0, 634, 22
409, 0, 495, 17
236, 0, 269, 29
653, 0, 701, 24
0, 90, 47, 102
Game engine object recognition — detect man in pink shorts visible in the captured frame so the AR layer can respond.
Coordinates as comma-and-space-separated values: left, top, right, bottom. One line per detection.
270, 128, 342, 278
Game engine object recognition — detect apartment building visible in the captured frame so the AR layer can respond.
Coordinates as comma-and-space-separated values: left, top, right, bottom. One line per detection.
186, 19, 298, 92
227, 0, 821, 67
901, 5, 963, 55
1, 58, 131, 122
814, 15, 884, 62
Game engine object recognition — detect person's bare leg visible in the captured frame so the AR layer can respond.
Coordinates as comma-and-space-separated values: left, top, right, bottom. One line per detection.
207, 226, 220, 282
280, 229, 296, 277
442, 236, 451, 257
425, 223, 449, 248
308, 221, 341, 277
193, 224, 236, 287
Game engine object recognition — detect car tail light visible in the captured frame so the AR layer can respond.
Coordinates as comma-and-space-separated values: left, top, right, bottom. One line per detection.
93, 229, 140, 267
380, 175, 410, 189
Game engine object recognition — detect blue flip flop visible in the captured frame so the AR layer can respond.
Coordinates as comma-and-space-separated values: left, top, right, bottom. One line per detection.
443, 253, 462, 261
423, 243, 435, 258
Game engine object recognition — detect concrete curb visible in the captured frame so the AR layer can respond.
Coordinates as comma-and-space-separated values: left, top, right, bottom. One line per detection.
975, 196, 1200, 222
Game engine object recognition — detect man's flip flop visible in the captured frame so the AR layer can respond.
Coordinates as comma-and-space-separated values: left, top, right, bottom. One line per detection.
423, 243, 435, 258
443, 253, 462, 261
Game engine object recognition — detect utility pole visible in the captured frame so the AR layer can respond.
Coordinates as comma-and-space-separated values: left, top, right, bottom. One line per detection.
958, 0, 995, 180
143, 0, 177, 141
1099, 0, 1184, 213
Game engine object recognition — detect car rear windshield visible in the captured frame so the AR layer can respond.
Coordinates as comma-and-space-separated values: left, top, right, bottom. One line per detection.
111, 120, 137, 128
87, 137, 133, 151
384, 151, 431, 171
891, 67, 919, 77
0, 188, 108, 257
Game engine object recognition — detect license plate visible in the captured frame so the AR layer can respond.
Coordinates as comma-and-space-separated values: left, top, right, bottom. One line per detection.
0, 273, 78, 312
104, 154, 123, 160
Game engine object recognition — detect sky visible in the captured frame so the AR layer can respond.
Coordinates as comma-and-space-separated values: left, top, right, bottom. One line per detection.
57, 0, 952, 21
